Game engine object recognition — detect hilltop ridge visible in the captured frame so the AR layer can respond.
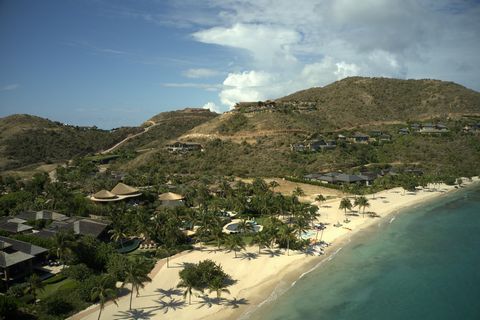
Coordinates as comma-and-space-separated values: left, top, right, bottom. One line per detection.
180, 77, 480, 142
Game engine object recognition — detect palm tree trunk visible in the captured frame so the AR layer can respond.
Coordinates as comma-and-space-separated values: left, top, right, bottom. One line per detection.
130, 284, 134, 310
97, 308, 102, 320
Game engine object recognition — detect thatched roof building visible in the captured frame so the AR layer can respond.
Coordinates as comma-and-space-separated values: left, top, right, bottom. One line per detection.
90, 183, 141, 202
158, 192, 184, 201
111, 183, 140, 196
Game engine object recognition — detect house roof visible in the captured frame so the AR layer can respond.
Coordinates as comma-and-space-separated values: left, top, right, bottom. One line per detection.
353, 133, 369, 138
15, 210, 38, 221
73, 219, 109, 238
94, 189, 118, 199
92, 190, 118, 199
0, 236, 48, 256
33, 229, 58, 239
111, 183, 140, 196
16, 210, 67, 222
0, 251, 34, 268
159, 192, 184, 201
0, 222, 33, 234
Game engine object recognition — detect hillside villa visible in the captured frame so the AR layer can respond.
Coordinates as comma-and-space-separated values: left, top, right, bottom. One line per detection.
166, 142, 203, 152
0, 236, 48, 284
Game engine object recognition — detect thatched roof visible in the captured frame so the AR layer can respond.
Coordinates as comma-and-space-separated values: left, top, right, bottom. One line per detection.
92, 190, 118, 199
111, 183, 139, 196
158, 192, 184, 201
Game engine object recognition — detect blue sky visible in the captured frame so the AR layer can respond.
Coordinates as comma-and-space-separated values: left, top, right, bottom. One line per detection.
1, 0, 479, 129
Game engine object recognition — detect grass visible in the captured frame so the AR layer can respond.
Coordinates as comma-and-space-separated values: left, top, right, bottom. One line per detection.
39, 278, 77, 300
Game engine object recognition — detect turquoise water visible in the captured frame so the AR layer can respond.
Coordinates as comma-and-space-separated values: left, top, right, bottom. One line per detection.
250, 186, 480, 320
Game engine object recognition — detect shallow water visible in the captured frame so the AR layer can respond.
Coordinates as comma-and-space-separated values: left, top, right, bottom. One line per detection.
249, 186, 480, 320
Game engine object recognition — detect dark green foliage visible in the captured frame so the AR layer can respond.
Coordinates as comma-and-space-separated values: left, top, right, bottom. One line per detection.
77, 275, 116, 303
177, 259, 232, 304
39, 294, 75, 318
2, 124, 141, 170
0, 295, 18, 318
0, 191, 33, 216
63, 264, 93, 282
70, 236, 116, 272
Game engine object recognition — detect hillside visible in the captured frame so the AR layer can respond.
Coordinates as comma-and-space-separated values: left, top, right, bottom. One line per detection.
0, 114, 142, 170
117, 77, 480, 179
116, 108, 218, 151
180, 77, 480, 141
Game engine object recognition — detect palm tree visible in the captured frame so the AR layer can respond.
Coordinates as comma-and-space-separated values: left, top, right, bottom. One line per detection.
339, 197, 352, 223
315, 194, 326, 206
53, 231, 73, 269
292, 186, 305, 198
208, 277, 230, 301
268, 180, 280, 193
237, 219, 254, 234
251, 231, 271, 254
223, 234, 246, 258
355, 196, 370, 217
108, 224, 128, 248
278, 224, 295, 256
123, 258, 152, 310
25, 273, 44, 304
177, 265, 199, 305
91, 275, 118, 320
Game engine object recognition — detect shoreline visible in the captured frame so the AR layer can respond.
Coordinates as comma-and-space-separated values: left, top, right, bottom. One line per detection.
220, 179, 480, 320
72, 178, 480, 320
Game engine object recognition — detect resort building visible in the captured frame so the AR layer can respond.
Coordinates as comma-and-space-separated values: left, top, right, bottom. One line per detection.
419, 123, 449, 134
304, 172, 376, 186
351, 133, 370, 143
166, 142, 203, 152
0, 236, 48, 283
89, 183, 141, 202
34, 217, 110, 240
0, 217, 33, 234
158, 192, 185, 207
15, 210, 68, 222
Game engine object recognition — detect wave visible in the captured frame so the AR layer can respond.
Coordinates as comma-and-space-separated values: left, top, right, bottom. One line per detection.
240, 246, 344, 319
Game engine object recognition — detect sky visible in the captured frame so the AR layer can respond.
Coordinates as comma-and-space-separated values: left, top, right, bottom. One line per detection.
1, 0, 479, 129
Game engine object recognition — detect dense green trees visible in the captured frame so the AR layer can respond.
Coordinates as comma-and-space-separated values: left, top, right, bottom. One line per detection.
177, 260, 231, 304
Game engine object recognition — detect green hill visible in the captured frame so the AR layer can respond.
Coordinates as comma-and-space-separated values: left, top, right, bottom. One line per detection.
0, 114, 142, 170
116, 108, 218, 151
180, 77, 480, 141
116, 77, 480, 178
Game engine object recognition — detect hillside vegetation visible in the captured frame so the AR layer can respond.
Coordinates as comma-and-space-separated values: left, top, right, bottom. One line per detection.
182, 77, 480, 140
0, 114, 142, 170
117, 77, 480, 179
117, 108, 218, 150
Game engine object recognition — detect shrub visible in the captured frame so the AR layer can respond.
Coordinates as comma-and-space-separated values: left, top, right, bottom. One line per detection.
0, 295, 18, 318
63, 264, 92, 282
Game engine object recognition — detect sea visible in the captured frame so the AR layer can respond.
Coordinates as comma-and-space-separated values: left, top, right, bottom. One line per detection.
247, 185, 480, 320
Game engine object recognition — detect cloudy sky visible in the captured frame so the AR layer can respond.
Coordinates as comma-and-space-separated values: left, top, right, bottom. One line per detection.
1, 0, 479, 128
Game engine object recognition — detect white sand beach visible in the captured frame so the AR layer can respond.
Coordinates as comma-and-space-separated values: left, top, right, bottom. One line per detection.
71, 178, 479, 320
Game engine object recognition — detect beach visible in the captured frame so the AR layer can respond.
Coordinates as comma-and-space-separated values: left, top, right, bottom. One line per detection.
71, 178, 479, 320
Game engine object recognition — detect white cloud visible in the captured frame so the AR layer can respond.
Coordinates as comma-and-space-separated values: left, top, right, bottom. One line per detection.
193, 23, 300, 69
124, 0, 480, 105
183, 68, 221, 78
1, 84, 19, 91
202, 101, 222, 113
